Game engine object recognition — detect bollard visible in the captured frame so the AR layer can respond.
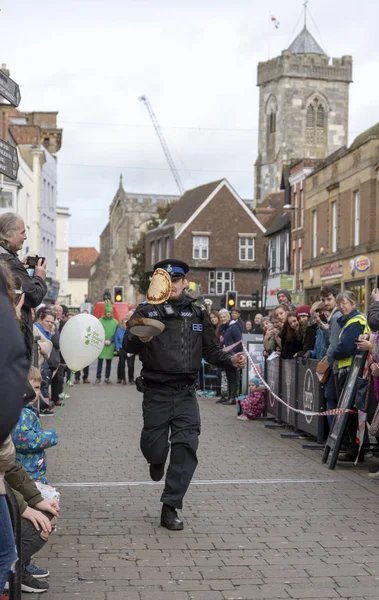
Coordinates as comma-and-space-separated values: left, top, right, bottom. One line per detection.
5, 483, 22, 600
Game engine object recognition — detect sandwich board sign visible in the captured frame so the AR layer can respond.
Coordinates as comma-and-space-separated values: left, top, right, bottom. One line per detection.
322, 351, 365, 469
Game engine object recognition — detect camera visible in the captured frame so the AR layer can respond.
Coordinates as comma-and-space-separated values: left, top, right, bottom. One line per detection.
27, 255, 45, 268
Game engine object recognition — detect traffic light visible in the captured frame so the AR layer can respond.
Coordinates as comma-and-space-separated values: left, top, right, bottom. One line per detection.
251, 290, 260, 308
226, 290, 238, 310
113, 286, 124, 303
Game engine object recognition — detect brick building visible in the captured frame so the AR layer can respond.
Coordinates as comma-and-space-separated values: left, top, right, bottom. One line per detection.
145, 179, 266, 313
303, 123, 379, 312
288, 159, 319, 303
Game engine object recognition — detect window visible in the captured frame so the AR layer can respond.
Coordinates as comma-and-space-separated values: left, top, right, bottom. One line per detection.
208, 270, 235, 295
312, 210, 317, 259
157, 238, 162, 261
300, 187, 304, 228
266, 96, 277, 138
0, 190, 13, 208
293, 189, 298, 229
299, 247, 303, 289
269, 111, 276, 134
165, 236, 170, 258
331, 201, 337, 252
192, 235, 209, 260
354, 190, 360, 246
293, 248, 297, 280
269, 232, 289, 274
239, 238, 255, 261
306, 97, 326, 145
150, 241, 155, 266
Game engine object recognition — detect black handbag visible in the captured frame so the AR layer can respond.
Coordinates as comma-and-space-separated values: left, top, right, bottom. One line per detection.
355, 374, 377, 418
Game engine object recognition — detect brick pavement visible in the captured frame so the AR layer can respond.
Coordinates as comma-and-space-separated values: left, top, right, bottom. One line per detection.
28, 361, 379, 599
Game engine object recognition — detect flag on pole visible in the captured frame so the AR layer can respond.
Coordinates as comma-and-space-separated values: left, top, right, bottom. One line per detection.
270, 13, 280, 29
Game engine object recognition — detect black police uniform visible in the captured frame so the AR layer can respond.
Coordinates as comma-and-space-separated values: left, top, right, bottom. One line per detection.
124, 260, 235, 522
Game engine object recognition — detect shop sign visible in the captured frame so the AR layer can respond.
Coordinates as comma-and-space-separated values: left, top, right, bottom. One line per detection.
354, 255, 370, 272
240, 299, 254, 308
320, 261, 342, 280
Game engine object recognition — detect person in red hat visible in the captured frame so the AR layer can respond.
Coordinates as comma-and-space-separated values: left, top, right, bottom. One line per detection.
295, 305, 317, 357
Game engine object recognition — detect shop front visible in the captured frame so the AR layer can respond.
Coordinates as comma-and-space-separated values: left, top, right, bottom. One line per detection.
304, 253, 379, 312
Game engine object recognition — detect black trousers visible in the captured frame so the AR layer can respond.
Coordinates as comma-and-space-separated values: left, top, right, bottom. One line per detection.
140, 384, 200, 510
50, 365, 64, 404
75, 366, 89, 381
117, 350, 126, 381
21, 511, 54, 566
126, 354, 136, 382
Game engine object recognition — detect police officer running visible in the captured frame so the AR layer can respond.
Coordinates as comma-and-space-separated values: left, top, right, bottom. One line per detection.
124, 259, 246, 530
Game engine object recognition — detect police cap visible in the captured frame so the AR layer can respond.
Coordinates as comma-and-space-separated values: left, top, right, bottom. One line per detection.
154, 259, 189, 279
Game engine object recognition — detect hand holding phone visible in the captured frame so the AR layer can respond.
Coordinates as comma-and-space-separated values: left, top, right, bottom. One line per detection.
34, 257, 47, 280
371, 283, 379, 303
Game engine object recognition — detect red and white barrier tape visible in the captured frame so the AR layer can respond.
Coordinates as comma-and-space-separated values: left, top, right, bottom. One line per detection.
241, 342, 355, 418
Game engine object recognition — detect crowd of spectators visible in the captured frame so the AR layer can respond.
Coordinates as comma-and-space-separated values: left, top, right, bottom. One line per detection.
205, 285, 379, 468
0, 212, 138, 596
0, 212, 62, 595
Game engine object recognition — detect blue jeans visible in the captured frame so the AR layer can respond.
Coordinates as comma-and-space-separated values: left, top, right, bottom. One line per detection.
0, 495, 17, 593
96, 358, 112, 380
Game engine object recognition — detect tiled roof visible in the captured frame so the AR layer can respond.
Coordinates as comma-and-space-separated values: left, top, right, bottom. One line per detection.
164, 180, 224, 226
68, 264, 91, 279
288, 26, 325, 55
69, 247, 98, 266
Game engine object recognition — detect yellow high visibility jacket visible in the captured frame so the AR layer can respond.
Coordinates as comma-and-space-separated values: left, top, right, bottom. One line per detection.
337, 314, 370, 369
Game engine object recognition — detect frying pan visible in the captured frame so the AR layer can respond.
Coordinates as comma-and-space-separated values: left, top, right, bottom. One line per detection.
128, 317, 165, 337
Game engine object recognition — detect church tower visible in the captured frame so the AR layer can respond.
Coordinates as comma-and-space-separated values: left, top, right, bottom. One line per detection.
254, 18, 353, 204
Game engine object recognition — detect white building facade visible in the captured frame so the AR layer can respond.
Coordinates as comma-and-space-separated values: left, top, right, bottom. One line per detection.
56, 206, 70, 301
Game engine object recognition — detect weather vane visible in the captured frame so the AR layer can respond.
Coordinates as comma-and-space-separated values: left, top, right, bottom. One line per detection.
303, 0, 309, 27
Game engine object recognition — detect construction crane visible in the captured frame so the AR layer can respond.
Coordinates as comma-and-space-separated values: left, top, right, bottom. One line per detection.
139, 95, 185, 195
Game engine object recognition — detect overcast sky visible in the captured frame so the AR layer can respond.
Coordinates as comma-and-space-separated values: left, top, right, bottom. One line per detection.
1, 0, 379, 248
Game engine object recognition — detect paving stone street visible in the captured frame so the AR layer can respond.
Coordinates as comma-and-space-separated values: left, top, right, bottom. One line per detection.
31, 362, 379, 600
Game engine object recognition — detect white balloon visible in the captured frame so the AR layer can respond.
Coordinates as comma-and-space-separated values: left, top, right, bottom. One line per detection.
59, 314, 105, 371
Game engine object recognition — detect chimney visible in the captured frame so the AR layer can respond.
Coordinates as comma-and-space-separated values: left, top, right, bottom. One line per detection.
1, 64, 10, 77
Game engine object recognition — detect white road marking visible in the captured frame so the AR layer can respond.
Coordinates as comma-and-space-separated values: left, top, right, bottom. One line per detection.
53, 478, 341, 487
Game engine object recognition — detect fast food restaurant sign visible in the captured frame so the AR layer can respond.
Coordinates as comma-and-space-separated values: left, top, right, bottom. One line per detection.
354, 255, 370, 272
320, 261, 342, 280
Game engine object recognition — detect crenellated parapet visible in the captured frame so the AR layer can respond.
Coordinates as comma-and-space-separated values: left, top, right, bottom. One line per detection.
257, 51, 352, 86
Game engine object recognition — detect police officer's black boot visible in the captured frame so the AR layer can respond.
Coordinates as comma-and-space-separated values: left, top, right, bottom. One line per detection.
225, 384, 237, 405
161, 504, 184, 530
149, 463, 165, 481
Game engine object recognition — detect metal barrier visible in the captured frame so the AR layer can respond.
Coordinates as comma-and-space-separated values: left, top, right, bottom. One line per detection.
264, 357, 327, 443
5, 483, 22, 600
265, 355, 281, 422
